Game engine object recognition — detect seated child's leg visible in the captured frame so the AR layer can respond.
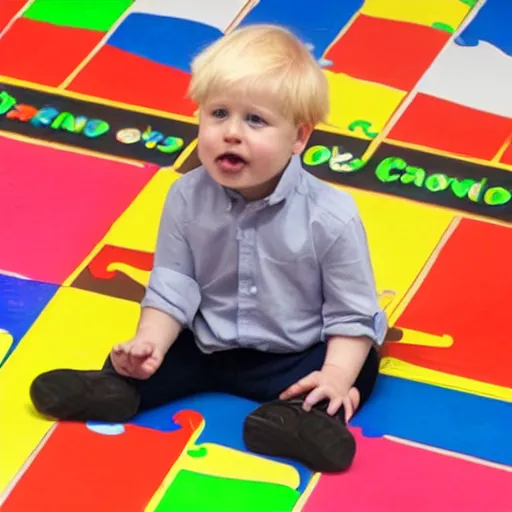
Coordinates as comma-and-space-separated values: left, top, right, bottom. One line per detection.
222, 343, 379, 473
30, 330, 216, 423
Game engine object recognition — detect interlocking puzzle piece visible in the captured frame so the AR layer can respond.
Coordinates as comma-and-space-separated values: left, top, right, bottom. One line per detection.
239, 0, 364, 61
181, 442, 300, 489
0, 286, 140, 494
0, 17, 104, 86
0, 411, 203, 511
129, 0, 248, 33
388, 93, 512, 161
324, 14, 449, 91
0, 273, 58, 367
347, 186, 454, 319
0, 0, 28, 33
455, 0, 511, 56
351, 375, 512, 466
322, 71, 406, 134
382, 218, 512, 398
152, 469, 300, 512
131, 393, 314, 493
108, 0, 247, 73
23, 0, 133, 32
303, 427, 512, 512
359, 0, 471, 30
416, 41, 512, 119
388, 38, 512, 160
0, 136, 157, 284
71, 244, 153, 302
68, 168, 185, 299
67, 45, 197, 116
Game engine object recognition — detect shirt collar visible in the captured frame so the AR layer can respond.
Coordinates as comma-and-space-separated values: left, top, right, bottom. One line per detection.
223, 154, 304, 210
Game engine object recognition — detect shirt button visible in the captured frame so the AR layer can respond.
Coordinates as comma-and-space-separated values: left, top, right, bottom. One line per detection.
249, 286, 258, 295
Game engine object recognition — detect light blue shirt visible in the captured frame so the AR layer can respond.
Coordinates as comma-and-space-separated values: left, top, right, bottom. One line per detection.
141, 155, 387, 354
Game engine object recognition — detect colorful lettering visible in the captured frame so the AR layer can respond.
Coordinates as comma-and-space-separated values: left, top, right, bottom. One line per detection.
6, 105, 38, 122
0, 91, 16, 115
30, 106, 60, 127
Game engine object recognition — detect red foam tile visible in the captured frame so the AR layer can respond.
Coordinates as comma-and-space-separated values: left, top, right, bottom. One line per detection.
303, 428, 512, 512
67, 45, 197, 116
0, 136, 157, 284
0, 17, 102, 86
324, 14, 449, 91
388, 93, 512, 161
1, 411, 203, 512
0, 0, 28, 32
382, 217, 512, 389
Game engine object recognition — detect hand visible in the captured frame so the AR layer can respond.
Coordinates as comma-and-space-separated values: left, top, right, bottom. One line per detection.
279, 365, 357, 422
110, 337, 165, 379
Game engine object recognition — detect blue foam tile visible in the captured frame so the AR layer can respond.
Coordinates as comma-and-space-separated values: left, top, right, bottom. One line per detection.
455, 0, 512, 56
130, 392, 314, 493
0, 273, 58, 367
108, 12, 222, 73
351, 374, 512, 466
238, 0, 364, 60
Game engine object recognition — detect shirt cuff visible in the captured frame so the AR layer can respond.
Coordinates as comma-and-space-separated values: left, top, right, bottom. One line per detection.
323, 310, 388, 346
140, 267, 201, 327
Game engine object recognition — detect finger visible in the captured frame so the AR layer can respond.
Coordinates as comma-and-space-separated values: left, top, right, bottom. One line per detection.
131, 342, 153, 358
326, 396, 344, 416
112, 343, 128, 354
279, 374, 318, 400
303, 386, 331, 412
343, 396, 354, 423
139, 352, 162, 379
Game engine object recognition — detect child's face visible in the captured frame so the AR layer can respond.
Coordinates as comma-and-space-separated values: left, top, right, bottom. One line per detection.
197, 91, 312, 200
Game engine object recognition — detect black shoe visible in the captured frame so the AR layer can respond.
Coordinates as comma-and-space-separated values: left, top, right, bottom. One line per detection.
30, 369, 141, 423
243, 398, 356, 473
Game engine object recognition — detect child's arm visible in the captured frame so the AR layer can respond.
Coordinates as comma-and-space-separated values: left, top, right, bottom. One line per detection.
281, 211, 386, 418
140, 179, 201, 336
135, 306, 183, 354
322, 334, 373, 391
111, 180, 201, 379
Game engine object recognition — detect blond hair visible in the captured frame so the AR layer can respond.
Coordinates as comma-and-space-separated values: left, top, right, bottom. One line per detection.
187, 24, 329, 127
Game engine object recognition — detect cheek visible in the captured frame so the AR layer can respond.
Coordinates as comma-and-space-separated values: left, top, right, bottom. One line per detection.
197, 131, 216, 158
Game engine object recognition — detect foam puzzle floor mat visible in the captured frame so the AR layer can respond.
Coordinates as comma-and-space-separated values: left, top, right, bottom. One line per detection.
1, 0, 511, 510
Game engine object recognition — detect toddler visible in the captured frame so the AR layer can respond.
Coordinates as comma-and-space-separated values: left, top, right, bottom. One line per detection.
30, 24, 387, 473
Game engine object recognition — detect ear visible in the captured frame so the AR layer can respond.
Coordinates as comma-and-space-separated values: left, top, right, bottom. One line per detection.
292, 123, 314, 155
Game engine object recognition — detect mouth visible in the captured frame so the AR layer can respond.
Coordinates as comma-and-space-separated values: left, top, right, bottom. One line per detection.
215, 152, 248, 172
216, 152, 247, 165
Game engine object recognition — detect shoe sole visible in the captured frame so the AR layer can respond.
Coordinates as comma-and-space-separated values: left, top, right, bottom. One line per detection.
30, 369, 140, 423
243, 399, 356, 473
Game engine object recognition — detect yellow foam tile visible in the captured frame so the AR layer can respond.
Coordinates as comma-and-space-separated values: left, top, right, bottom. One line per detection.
380, 357, 512, 402
0, 287, 139, 494
337, 187, 456, 318
105, 168, 183, 253
182, 443, 300, 489
0, 329, 13, 364
323, 71, 406, 135
360, 0, 471, 30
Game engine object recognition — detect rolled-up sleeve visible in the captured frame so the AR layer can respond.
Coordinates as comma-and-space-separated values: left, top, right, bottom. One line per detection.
140, 180, 201, 327
321, 214, 387, 346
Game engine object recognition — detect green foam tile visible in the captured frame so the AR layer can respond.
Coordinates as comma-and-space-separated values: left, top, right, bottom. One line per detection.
23, 0, 134, 32
155, 470, 300, 512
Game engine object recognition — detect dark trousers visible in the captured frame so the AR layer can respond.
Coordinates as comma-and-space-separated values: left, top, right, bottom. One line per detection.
104, 329, 380, 420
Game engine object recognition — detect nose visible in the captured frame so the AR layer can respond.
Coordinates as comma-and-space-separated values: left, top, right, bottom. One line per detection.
223, 118, 242, 143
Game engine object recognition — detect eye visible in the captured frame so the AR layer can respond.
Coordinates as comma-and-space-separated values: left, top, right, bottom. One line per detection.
246, 113, 266, 125
212, 108, 227, 118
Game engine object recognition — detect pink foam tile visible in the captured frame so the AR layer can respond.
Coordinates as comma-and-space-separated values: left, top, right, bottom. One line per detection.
0, 136, 157, 284
303, 428, 512, 512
